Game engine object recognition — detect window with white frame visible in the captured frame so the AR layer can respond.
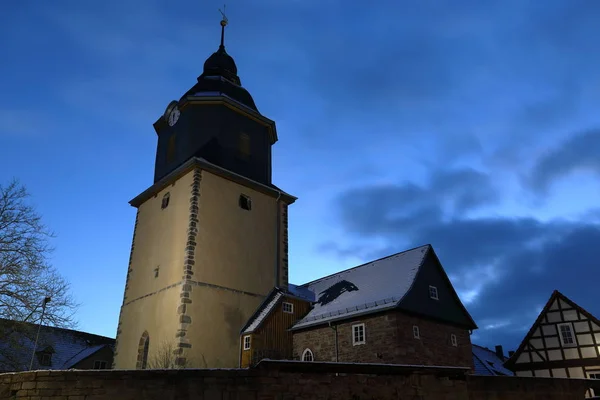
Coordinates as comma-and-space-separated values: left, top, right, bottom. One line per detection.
243, 335, 251, 350
282, 302, 293, 314
413, 325, 420, 339
557, 323, 576, 346
352, 323, 366, 346
302, 348, 314, 362
451, 334, 458, 347
429, 285, 439, 300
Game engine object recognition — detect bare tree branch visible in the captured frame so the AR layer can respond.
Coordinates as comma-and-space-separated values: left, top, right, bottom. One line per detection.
0, 179, 79, 370
147, 340, 196, 369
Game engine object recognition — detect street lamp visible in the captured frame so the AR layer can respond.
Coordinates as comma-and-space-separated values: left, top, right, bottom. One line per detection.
28, 296, 51, 371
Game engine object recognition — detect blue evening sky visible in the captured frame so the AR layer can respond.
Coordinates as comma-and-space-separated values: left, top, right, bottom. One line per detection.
1, 0, 599, 352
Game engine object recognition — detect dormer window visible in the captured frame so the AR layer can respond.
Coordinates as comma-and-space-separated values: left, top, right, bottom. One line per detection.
37, 351, 52, 367
161, 192, 170, 209
239, 194, 252, 211
429, 285, 439, 300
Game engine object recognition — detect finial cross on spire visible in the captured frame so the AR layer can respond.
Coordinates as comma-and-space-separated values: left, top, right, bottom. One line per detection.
218, 5, 229, 48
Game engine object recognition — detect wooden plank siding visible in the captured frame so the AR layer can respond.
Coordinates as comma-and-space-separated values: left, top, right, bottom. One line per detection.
240, 296, 311, 368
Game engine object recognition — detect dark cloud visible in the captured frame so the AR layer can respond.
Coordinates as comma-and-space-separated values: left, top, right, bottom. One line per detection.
322, 164, 600, 350
529, 129, 600, 194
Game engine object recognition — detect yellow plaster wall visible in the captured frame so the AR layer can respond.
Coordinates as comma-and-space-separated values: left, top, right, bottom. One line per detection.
126, 170, 194, 301
194, 171, 278, 296
114, 170, 194, 369
113, 287, 181, 368
185, 285, 264, 368
115, 167, 287, 369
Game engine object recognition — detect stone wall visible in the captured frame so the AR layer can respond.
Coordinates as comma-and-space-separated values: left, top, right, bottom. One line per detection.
0, 360, 594, 400
293, 310, 473, 368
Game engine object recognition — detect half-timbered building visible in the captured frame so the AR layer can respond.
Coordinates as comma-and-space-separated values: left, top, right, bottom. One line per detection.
504, 290, 600, 397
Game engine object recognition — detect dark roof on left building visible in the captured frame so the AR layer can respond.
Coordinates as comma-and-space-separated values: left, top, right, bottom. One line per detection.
0, 318, 114, 372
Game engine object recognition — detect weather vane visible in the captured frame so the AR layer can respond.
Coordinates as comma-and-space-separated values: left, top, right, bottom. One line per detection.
218, 4, 228, 47
219, 4, 228, 27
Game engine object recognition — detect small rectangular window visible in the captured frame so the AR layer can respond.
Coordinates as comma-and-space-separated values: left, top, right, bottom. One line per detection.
352, 323, 366, 346
161, 192, 170, 210
94, 360, 107, 369
154, 266, 160, 278
282, 302, 293, 314
243, 335, 251, 350
39, 353, 52, 366
429, 285, 439, 300
451, 334, 458, 347
239, 194, 252, 211
413, 325, 420, 339
558, 323, 576, 346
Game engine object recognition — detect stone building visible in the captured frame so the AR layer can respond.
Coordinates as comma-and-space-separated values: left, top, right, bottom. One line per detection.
0, 319, 114, 372
240, 244, 478, 369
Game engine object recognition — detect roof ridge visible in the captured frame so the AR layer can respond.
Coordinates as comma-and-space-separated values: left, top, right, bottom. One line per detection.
300, 244, 432, 287
61, 344, 105, 369
0, 318, 114, 341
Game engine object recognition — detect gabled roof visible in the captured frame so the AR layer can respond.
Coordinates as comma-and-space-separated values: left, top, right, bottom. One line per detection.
240, 286, 313, 335
291, 244, 431, 330
504, 290, 600, 370
0, 319, 114, 371
472, 344, 514, 376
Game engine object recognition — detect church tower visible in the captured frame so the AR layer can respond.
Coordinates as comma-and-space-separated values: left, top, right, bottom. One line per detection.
113, 15, 295, 369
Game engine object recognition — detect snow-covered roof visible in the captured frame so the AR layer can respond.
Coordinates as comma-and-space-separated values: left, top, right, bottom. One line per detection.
291, 245, 430, 330
242, 292, 283, 334
472, 344, 514, 376
0, 319, 114, 371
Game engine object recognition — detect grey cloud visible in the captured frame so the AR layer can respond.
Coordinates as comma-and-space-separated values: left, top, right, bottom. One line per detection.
323, 163, 600, 350
529, 129, 600, 194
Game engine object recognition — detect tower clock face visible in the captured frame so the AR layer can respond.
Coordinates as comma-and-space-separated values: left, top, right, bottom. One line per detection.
168, 107, 180, 127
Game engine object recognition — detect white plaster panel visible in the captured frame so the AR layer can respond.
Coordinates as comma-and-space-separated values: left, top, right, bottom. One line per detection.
545, 337, 559, 348
516, 353, 530, 363
581, 347, 597, 358
531, 352, 543, 362
564, 348, 579, 359
574, 321, 590, 333
532, 327, 541, 337
563, 309, 579, 321
549, 300, 559, 311
577, 333, 594, 346
546, 312, 562, 323
552, 368, 568, 378
547, 349, 562, 361
529, 338, 543, 349
535, 369, 550, 377
568, 367, 585, 378
542, 325, 557, 336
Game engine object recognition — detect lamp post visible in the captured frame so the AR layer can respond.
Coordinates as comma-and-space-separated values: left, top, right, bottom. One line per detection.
28, 296, 51, 371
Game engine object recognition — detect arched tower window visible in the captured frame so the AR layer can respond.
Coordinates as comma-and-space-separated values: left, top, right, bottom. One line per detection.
302, 348, 314, 362
137, 331, 150, 369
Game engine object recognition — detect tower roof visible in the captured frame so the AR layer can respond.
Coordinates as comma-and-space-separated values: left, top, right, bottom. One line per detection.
182, 10, 258, 111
